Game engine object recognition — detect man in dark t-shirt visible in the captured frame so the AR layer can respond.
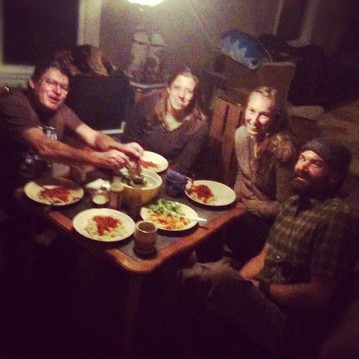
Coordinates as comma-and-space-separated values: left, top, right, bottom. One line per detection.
0, 60, 143, 208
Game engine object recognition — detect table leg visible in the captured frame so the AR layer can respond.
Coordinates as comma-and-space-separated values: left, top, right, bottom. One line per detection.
120, 276, 143, 359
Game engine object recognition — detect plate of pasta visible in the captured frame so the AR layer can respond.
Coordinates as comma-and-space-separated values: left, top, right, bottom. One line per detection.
24, 177, 84, 205
140, 199, 198, 231
140, 151, 168, 173
185, 180, 236, 207
73, 208, 135, 242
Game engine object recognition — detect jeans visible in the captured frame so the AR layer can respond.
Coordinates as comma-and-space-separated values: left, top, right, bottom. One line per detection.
177, 259, 301, 358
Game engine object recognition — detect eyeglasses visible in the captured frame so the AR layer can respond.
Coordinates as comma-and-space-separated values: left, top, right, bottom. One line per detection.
42, 78, 69, 94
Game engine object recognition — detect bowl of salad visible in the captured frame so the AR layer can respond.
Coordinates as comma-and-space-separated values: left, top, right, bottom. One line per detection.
116, 168, 163, 206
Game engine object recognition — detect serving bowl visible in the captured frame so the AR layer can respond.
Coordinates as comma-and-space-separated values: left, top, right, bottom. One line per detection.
116, 168, 163, 206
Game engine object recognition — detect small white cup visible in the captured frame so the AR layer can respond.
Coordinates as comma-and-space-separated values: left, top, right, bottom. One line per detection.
92, 188, 109, 208
134, 221, 157, 255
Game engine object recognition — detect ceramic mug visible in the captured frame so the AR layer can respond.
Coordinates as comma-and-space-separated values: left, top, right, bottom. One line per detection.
134, 221, 158, 255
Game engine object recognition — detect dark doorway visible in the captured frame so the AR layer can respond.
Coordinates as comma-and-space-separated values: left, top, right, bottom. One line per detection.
277, 0, 309, 41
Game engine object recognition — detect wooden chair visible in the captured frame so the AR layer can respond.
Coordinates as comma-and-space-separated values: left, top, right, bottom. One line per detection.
194, 95, 242, 186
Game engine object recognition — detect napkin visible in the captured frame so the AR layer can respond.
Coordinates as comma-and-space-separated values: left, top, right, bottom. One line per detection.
85, 178, 111, 191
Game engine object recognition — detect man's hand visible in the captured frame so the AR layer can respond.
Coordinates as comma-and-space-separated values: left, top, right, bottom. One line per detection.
94, 149, 133, 169
116, 142, 143, 158
92, 131, 143, 159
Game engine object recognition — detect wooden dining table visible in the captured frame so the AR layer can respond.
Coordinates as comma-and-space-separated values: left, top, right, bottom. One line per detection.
15, 172, 246, 359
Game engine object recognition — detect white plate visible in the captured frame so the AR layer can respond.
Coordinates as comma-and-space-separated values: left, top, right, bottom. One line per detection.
140, 151, 168, 173
185, 180, 236, 207
140, 201, 198, 231
73, 208, 135, 242
24, 177, 84, 206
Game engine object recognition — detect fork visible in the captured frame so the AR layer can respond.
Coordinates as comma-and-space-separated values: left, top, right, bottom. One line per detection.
167, 209, 207, 223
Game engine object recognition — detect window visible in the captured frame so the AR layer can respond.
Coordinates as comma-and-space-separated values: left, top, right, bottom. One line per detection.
0, 0, 102, 86
273, 0, 320, 46
3, 0, 79, 65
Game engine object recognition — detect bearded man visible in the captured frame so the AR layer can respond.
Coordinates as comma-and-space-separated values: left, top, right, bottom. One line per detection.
177, 137, 359, 358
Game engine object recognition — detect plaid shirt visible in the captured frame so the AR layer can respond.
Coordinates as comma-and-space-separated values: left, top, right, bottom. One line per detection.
257, 195, 359, 283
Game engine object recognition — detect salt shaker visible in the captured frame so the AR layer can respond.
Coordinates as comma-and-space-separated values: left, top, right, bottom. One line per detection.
108, 182, 124, 210
128, 179, 142, 220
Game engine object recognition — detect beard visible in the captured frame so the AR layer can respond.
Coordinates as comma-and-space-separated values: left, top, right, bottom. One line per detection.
291, 173, 332, 198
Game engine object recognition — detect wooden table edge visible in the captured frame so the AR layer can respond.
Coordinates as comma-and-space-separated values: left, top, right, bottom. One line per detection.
47, 202, 246, 276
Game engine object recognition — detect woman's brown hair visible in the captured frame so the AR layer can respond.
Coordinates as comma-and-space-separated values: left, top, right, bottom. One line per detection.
153, 65, 207, 125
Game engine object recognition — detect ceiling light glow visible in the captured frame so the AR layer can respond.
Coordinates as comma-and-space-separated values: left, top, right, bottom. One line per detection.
128, 0, 165, 6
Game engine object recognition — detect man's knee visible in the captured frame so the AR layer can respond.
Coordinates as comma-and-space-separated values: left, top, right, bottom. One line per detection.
178, 260, 243, 305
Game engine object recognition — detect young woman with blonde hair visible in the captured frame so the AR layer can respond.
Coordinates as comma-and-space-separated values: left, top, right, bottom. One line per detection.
227, 86, 298, 262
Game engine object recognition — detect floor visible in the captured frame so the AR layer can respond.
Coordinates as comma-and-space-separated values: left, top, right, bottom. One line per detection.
1, 108, 358, 359
0, 223, 242, 359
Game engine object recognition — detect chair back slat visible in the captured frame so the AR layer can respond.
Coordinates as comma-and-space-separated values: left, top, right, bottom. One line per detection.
209, 97, 230, 142
206, 96, 242, 185
221, 101, 242, 179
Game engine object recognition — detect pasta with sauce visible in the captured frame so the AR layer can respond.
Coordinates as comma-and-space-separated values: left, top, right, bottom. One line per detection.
85, 215, 130, 240
147, 211, 190, 230
39, 186, 72, 204
140, 160, 158, 170
187, 184, 216, 204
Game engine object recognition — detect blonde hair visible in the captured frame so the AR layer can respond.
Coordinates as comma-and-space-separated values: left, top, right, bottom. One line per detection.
246, 86, 293, 134
251, 86, 278, 101
246, 86, 297, 163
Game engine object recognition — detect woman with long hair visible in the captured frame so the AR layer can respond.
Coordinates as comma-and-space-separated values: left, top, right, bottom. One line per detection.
122, 65, 208, 175
226, 86, 298, 262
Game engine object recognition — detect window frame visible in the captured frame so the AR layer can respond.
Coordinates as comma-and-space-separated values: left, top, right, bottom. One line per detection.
0, 0, 102, 86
